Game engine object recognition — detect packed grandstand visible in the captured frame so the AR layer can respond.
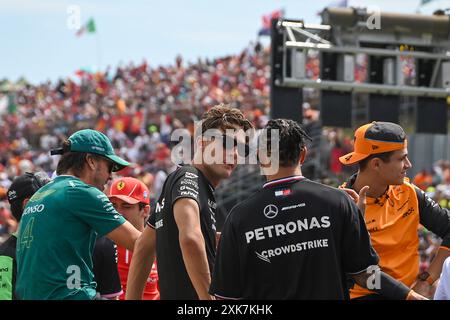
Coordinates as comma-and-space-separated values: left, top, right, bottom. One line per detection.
1, 41, 449, 275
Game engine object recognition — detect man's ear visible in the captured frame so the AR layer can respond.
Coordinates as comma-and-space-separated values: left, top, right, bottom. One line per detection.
85, 154, 96, 171
194, 135, 209, 153
370, 157, 382, 171
141, 205, 150, 219
299, 147, 308, 166
22, 198, 30, 209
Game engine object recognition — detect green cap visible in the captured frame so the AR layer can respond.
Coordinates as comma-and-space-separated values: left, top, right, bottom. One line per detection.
68, 129, 130, 172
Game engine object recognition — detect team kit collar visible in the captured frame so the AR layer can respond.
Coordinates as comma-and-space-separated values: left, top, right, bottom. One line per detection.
343, 173, 390, 205
263, 175, 305, 189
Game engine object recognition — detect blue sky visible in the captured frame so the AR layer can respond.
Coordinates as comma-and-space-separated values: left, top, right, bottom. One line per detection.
1, 0, 448, 84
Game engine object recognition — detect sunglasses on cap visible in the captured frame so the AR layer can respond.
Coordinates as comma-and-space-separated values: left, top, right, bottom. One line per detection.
89, 154, 114, 173
101, 158, 114, 173
205, 134, 250, 157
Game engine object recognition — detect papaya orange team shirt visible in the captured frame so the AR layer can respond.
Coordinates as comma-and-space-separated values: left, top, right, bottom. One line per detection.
342, 177, 450, 299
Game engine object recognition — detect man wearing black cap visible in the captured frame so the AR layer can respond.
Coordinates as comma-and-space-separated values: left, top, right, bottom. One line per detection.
15, 129, 141, 300
339, 121, 450, 299
0, 172, 50, 300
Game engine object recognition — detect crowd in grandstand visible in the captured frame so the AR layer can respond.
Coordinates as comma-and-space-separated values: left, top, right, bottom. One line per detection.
0, 42, 269, 204
1, 42, 449, 278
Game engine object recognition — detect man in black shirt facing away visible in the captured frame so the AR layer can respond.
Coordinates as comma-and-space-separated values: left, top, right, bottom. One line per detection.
210, 119, 426, 300
126, 104, 253, 300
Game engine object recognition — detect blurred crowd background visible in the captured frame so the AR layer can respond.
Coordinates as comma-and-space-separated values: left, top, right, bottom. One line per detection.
1, 42, 449, 268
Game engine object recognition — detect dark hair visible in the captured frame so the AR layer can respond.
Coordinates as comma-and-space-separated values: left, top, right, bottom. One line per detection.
55, 140, 90, 176
358, 151, 394, 171
261, 119, 312, 167
200, 104, 253, 135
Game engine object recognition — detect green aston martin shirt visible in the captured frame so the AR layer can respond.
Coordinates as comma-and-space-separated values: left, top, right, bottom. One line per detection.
15, 175, 126, 300
0, 235, 17, 300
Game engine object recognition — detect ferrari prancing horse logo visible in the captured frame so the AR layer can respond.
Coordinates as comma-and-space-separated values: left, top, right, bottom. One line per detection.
117, 181, 125, 190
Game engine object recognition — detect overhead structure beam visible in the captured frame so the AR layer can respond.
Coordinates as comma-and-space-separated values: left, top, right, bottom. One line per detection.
285, 41, 450, 60
274, 10, 450, 97
280, 78, 450, 98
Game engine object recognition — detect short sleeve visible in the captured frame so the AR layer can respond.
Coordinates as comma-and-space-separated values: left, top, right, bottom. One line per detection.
147, 212, 156, 228
210, 212, 241, 299
434, 257, 450, 300
171, 171, 201, 208
341, 195, 379, 274
67, 186, 126, 237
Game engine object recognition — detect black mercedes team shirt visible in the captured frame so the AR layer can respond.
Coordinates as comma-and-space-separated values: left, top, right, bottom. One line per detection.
148, 165, 217, 300
210, 175, 379, 300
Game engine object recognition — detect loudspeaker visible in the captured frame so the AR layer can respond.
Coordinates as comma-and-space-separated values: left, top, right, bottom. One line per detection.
417, 59, 434, 87
369, 56, 383, 84
270, 18, 303, 123
270, 18, 284, 86
416, 97, 448, 134
368, 94, 400, 123
321, 90, 352, 127
270, 87, 303, 123
321, 52, 338, 80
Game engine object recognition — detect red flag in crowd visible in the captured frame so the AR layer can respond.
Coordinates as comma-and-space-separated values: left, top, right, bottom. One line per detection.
258, 9, 284, 36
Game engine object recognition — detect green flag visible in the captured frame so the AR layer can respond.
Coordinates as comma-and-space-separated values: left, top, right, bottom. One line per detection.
7, 93, 17, 114
76, 18, 96, 37
86, 18, 96, 33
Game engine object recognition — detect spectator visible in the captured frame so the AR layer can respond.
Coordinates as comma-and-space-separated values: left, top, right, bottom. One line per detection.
0, 172, 51, 300
339, 122, 450, 300
107, 177, 160, 300
15, 129, 141, 300
126, 105, 253, 300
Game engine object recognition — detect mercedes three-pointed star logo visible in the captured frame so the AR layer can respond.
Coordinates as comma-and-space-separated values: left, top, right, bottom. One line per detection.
263, 204, 278, 219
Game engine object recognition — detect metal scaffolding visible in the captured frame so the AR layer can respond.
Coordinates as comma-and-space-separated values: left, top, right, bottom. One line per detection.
275, 8, 450, 98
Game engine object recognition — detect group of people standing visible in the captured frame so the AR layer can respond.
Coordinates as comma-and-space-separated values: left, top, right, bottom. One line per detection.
1, 104, 449, 300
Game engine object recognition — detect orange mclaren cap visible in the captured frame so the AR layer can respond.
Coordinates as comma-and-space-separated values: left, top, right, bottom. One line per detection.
108, 177, 150, 205
339, 122, 407, 165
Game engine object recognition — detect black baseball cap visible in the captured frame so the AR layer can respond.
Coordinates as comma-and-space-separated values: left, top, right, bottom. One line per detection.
7, 172, 51, 221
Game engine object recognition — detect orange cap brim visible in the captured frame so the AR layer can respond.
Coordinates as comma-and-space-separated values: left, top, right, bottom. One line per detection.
339, 152, 371, 165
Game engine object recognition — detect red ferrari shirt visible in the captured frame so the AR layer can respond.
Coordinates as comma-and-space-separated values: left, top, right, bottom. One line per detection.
117, 246, 159, 300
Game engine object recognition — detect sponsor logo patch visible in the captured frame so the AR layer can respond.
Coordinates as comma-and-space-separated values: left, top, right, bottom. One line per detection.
281, 203, 306, 211
184, 172, 198, 179
181, 179, 199, 188
117, 181, 125, 190
7, 190, 17, 201
255, 239, 329, 263
263, 204, 278, 219
275, 189, 291, 197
